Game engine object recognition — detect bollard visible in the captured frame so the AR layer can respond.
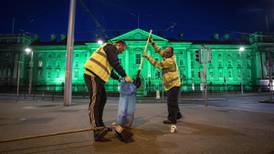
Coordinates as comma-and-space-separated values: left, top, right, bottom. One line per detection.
156, 90, 160, 99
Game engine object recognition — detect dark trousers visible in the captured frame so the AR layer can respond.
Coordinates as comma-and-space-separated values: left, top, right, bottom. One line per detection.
167, 86, 181, 123
84, 74, 106, 128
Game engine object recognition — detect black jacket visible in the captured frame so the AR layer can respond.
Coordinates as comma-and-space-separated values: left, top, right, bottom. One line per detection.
103, 43, 126, 80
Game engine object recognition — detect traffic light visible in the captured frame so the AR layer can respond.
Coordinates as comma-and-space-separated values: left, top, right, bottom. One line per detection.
195, 50, 201, 63
198, 72, 202, 78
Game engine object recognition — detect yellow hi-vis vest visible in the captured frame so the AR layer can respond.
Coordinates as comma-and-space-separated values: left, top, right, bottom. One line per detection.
161, 56, 181, 90
84, 45, 113, 82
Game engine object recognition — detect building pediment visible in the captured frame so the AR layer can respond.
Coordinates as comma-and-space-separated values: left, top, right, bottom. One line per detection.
110, 28, 168, 42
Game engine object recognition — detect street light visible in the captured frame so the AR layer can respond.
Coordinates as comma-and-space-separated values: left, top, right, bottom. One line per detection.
200, 44, 211, 106
97, 39, 103, 45
64, 0, 76, 106
25, 47, 32, 53
24, 47, 33, 95
16, 54, 22, 101
239, 47, 245, 52
239, 46, 245, 95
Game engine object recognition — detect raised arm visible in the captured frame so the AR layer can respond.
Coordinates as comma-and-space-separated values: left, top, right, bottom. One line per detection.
143, 52, 173, 70
149, 37, 164, 57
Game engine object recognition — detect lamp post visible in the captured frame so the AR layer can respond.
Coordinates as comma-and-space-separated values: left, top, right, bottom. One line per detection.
16, 54, 22, 100
25, 47, 33, 95
239, 46, 245, 95
267, 49, 273, 102
64, 0, 76, 106
200, 44, 211, 106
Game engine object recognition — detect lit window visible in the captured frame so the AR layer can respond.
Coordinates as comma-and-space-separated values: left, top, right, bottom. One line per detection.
47, 72, 51, 79
56, 61, 60, 68
38, 70, 42, 77
219, 70, 223, 78
74, 69, 79, 79
209, 69, 213, 78
248, 61, 251, 68
218, 62, 222, 68
56, 69, 60, 78
47, 63, 51, 68
155, 71, 160, 78
180, 59, 183, 66
228, 71, 232, 78
228, 61, 232, 67
136, 54, 141, 64
38, 60, 43, 67
248, 70, 251, 79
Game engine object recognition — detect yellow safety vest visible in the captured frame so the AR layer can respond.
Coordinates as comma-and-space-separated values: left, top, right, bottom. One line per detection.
84, 45, 113, 82
162, 56, 181, 90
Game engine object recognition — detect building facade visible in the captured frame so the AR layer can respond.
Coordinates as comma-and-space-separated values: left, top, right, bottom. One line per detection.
0, 34, 32, 91
0, 29, 273, 95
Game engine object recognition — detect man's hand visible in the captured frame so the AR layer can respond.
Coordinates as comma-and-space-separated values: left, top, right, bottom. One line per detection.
124, 75, 133, 83
142, 52, 148, 58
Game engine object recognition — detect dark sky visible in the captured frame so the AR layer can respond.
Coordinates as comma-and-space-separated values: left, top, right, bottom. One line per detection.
0, 0, 273, 41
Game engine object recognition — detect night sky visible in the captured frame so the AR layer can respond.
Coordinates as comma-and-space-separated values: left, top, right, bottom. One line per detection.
0, 0, 273, 41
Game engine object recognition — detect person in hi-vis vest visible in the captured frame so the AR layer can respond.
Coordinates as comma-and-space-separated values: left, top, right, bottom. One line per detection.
142, 37, 182, 124
84, 40, 132, 141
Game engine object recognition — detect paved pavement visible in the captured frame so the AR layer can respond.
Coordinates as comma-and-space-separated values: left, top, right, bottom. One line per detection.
0, 94, 274, 154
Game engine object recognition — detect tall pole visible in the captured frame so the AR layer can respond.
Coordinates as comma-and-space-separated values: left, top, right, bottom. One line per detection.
240, 52, 243, 95
28, 51, 33, 95
270, 64, 273, 101
267, 50, 273, 101
239, 47, 245, 95
202, 45, 208, 106
16, 54, 21, 100
64, 0, 76, 106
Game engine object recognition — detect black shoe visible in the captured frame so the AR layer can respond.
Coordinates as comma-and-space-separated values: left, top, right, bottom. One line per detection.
106, 127, 113, 132
94, 136, 111, 142
113, 125, 134, 143
94, 127, 109, 142
177, 113, 182, 120
163, 119, 176, 124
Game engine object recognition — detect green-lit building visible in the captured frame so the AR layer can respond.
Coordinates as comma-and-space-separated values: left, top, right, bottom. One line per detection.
0, 29, 273, 95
